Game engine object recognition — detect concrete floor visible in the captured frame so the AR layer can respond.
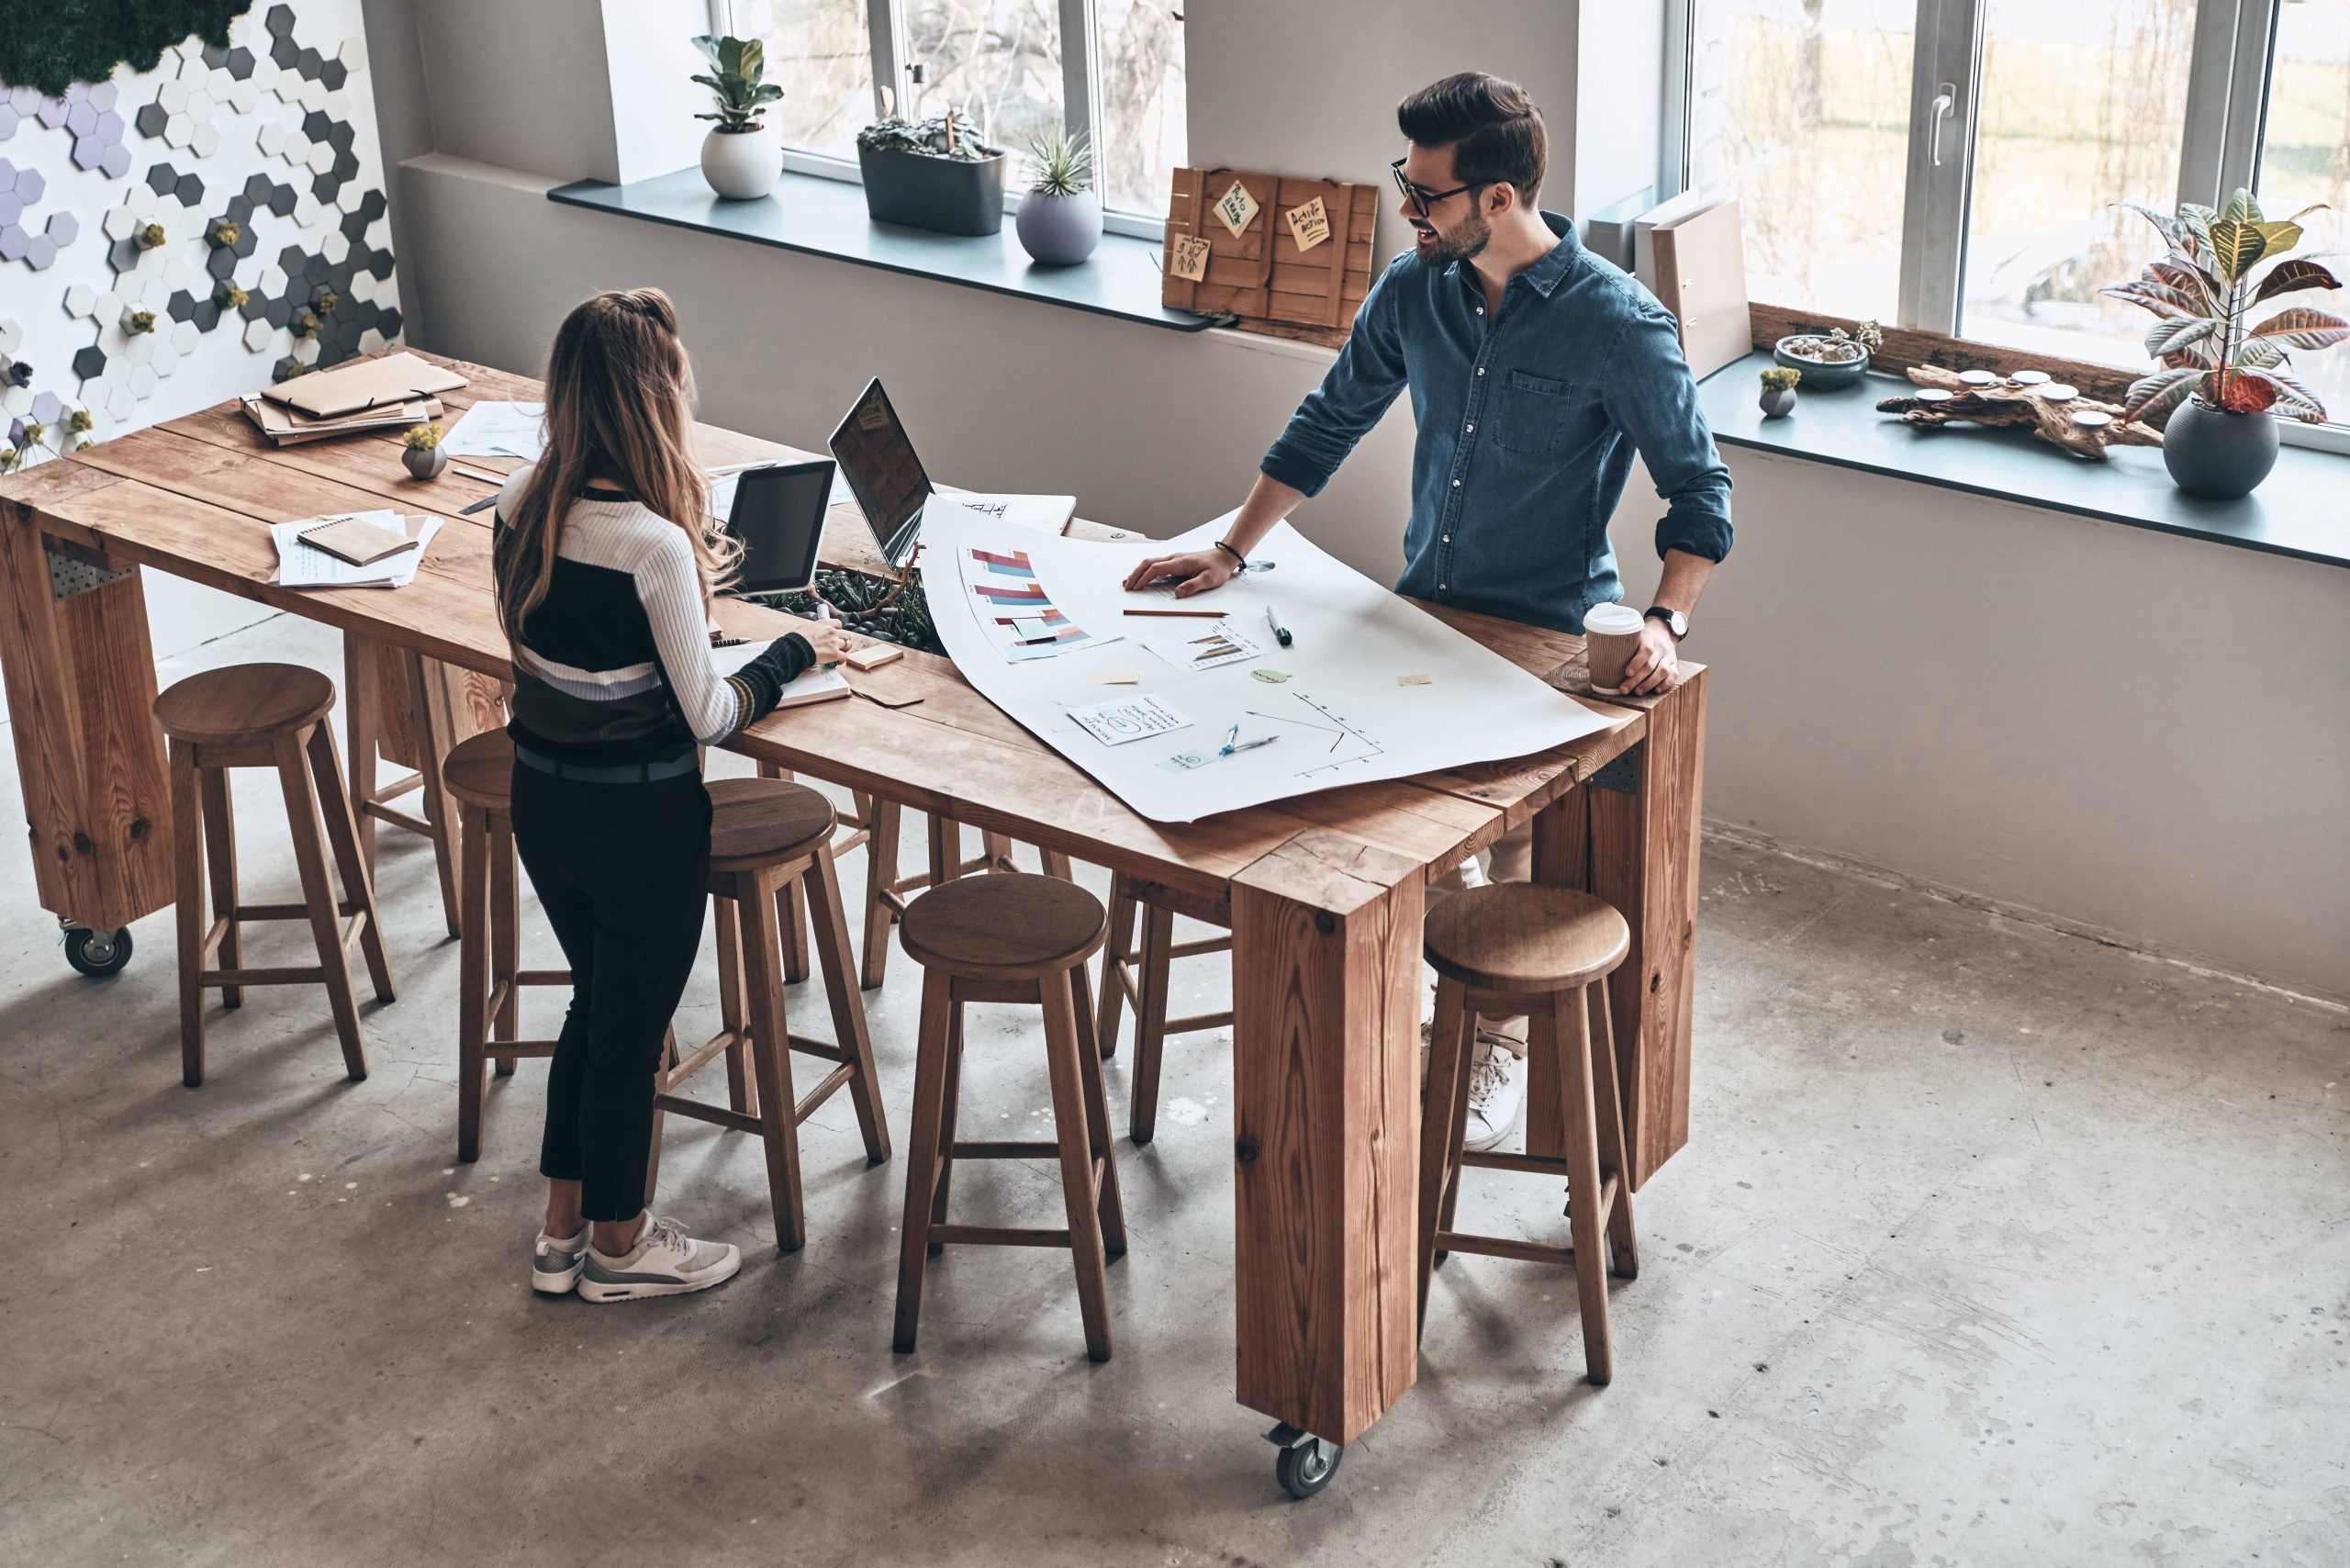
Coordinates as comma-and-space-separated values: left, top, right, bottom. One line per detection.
2, 610, 2344, 1568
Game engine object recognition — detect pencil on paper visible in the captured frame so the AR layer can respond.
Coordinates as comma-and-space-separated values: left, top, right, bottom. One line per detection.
1123, 608, 1228, 619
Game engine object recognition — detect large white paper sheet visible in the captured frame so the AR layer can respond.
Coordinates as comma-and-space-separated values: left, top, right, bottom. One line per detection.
442, 400, 548, 460
921, 506, 1614, 823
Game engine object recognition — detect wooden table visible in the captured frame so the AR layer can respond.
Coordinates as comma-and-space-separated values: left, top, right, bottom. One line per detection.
0, 351, 1706, 1469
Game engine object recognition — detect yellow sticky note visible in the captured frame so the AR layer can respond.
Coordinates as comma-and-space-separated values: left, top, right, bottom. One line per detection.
1285, 196, 1332, 252
855, 388, 890, 431
1169, 233, 1212, 282
1214, 180, 1260, 237
1091, 669, 1140, 685
1397, 673, 1432, 687
844, 644, 902, 672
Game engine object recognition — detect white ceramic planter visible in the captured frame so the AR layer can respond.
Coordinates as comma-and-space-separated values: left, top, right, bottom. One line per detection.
1015, 190, 1102, 265
700, 124, 780, 200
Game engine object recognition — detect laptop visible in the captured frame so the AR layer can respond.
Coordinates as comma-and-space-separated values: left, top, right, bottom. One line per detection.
828, 377, 1077, 570
722, 458, 835, 594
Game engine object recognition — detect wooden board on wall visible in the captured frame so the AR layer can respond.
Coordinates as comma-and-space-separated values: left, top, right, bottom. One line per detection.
1164, 167, 1379, 348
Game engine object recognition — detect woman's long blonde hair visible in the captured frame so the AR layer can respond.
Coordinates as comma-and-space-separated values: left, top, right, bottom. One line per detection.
494, 287, 737, 638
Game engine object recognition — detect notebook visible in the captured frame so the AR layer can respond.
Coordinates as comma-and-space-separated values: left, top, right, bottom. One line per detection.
301, 514, 420, 566
712, 638, 853, 710
259, 352, 468, 419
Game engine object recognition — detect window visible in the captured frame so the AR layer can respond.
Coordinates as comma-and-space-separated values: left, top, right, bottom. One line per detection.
733, 0, 1188, 227
1685, 0, 2350, 432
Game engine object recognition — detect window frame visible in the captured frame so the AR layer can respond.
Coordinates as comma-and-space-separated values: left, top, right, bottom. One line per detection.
1678, 0, 2349, 452
722, 0, 1172, 240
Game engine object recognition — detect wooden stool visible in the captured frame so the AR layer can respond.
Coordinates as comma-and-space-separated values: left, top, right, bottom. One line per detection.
850, 799, 1018, 990
343, 637, 498, 939
442, 731, 573, 1162
1097, 872, 1233, 1144
645, 777, 890, 1253
893, 873, 1125, 1361
1418, 885, 1639, 1384
156, 663, 395, 1087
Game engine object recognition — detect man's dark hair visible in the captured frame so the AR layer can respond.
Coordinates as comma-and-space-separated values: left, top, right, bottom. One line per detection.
1395, 73, 1545, 204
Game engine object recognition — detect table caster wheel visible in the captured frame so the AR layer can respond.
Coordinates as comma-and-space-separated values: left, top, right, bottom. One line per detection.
63, 925, 133, 978
1265, 1421, 1343, 1499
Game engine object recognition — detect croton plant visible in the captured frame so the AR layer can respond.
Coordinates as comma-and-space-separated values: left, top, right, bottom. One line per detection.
2107, 189, 2346, 424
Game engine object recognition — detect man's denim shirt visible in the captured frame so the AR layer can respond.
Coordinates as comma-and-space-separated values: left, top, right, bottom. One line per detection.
1260, 212, 1733, 636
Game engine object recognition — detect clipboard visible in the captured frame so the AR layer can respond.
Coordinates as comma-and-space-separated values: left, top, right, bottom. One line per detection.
259, 352, 469, 419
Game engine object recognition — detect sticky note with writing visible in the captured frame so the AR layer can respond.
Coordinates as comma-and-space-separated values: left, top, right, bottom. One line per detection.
1169, 233, 1212, 282
856, 389, 890, 431
1285, 196, 1331, 252
1214, 180, 1259, 237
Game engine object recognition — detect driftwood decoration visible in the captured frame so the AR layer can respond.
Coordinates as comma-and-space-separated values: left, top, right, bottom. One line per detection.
1875, 365, 2164, 460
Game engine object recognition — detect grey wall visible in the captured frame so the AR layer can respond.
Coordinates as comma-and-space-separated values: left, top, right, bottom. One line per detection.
361, 0, 2347, 1000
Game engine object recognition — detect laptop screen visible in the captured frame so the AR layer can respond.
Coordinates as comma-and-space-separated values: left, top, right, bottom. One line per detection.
727, 460, 834, 594
827, 378, 932, 561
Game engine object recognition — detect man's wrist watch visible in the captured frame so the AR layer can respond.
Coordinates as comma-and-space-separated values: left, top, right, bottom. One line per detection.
1644, 606, 1688, 641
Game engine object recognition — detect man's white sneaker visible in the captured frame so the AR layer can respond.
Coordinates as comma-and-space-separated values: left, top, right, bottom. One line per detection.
577, 1213, 742, 1303
531, 1225, 591, 1294
1462, 1034, 1526, 1153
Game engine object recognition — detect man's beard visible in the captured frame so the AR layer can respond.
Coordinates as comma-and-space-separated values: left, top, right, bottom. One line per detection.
1412, 207, 1492, 266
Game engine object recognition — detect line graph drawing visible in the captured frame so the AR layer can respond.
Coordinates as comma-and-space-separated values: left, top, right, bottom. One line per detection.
1247, 690, 1386, 777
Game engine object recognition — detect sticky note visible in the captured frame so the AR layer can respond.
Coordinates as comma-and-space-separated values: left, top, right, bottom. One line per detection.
1285, 196, 1331, 252
844, 644, 902, 672
1214, 180, 1259, 237
1013, 617, 1053, 641
1251, 667, 1292, 684
1091, 669, 1140, 685
1158, 751, 1213, 773
1398, 673, 1432, 686
1169, 233, 1212, 282
856, 389, 890, 431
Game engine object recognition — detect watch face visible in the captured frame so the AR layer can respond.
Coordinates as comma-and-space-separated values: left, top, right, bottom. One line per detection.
1647, 607, 1686, 638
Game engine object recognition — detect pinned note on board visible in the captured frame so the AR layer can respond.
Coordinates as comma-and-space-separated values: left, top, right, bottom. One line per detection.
1169, 233, 1213, 282
1214, 180, 1260, 236
1285, 196, 1332, 252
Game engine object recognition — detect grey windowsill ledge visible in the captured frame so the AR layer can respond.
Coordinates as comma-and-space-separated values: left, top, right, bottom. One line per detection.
548, 168, 1213, 334
1699, 351, 2348, 569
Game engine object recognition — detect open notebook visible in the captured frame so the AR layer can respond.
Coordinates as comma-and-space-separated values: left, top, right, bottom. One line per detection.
713, 637, 852, 710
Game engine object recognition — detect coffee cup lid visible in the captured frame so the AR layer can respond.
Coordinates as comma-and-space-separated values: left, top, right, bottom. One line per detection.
1583, 603, 1645, 636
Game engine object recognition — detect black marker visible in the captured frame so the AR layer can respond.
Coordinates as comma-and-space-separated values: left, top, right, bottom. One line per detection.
1264, 603, 1292, 648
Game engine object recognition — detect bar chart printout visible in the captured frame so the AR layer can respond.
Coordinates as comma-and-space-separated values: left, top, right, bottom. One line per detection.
958, 547, 1106, 663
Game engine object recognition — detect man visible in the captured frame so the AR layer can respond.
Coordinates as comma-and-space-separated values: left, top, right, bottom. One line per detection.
1125, 73, 1732, 1150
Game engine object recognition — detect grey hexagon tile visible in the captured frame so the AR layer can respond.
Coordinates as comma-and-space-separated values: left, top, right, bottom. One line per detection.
29, 388, 62, 424
45, 209, 76, 247
72, 344, 106, 381
25, 234, 56, 268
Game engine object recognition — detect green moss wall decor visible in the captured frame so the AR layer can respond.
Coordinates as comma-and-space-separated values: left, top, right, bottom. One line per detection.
0, 1, 249, 98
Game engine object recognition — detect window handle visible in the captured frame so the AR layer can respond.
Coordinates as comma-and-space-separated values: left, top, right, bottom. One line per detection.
1929, 82, 1955, 168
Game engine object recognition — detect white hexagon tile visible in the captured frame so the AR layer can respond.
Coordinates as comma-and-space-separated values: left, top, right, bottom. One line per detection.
0, 1, 398, 474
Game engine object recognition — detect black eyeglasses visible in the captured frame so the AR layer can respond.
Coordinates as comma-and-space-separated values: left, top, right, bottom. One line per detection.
1391, 158, 1485, 218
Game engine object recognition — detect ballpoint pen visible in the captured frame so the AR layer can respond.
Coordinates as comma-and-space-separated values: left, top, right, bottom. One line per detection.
1265, 602, 1292, 647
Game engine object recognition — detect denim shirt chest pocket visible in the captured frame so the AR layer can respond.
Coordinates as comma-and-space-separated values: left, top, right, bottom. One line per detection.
1488, 367, 1572, 454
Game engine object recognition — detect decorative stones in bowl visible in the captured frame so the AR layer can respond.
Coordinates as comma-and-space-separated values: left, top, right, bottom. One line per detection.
1774, 334, 1870, 388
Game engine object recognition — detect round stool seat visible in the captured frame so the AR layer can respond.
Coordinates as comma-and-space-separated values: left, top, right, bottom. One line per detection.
1424, 885, 1629, 993
442, 730, 515, 813
707, 777, 836, 874
154, 663, 335, 745
900, 872, 1107, 980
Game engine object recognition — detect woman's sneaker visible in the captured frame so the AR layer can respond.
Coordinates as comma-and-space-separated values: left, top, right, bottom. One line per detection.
577, 1213, 742, 1303
532, 1226, 591, 1294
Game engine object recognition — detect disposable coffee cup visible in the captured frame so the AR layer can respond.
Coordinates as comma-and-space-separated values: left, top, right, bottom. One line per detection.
1583, 602, 1646, 694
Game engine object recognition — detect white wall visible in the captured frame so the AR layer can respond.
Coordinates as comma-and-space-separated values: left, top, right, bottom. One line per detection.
361, 0, 2347, 1000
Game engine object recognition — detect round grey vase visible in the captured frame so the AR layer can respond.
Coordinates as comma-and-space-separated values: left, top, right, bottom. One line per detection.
403, 443, 447, 481
1758, 386, 1796, 420
2162, 397, 2278, 499
1015, 190, 1102, 266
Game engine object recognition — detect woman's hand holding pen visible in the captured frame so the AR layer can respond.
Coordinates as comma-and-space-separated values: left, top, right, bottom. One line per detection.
800, 618, 852, 666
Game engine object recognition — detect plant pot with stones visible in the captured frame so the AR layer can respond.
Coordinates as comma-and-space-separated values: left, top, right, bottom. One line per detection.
1758, 365, 1800, 420
1015, 128, 1101, 265
692, 33, 783, 200
1774, 319, 1882, 389
402, 424, 446, 480
856, 110, 1007, 236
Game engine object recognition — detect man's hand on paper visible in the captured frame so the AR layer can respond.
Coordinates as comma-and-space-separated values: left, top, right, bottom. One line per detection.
1618, 620, 1680, 696
1123, 549, 1234, 598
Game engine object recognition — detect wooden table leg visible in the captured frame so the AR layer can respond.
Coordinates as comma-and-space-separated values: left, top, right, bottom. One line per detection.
1530, 668, 1707, 1190
1229, 830, 1421, 1446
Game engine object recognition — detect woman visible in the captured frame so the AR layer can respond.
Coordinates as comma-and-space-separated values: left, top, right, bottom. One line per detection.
491, 288, 848, 1303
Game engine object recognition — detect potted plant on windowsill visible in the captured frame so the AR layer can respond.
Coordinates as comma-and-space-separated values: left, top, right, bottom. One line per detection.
1015, 128, 1100, 266
2106, 188, 2344, 499
1773, 319, 1881, 388
856, 109, 1007, 237
692, 33, 783, 200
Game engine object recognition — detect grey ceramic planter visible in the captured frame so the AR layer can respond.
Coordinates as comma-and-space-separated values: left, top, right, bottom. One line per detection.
1773, 335, 1869, 388
2162, 397, 2278, 498
1758, 386, 1796, 420
858, 144, 1007, 236
1016, 190, 1102, 265
403, 443, 447, 480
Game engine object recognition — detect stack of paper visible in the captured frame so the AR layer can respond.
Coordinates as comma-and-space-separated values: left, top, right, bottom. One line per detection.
241, 393, 443, 446
442, 400, 548, 461
271, 510, 442, 589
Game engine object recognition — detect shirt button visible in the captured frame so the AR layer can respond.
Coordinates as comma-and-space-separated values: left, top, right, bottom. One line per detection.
1475, 306, 1485, 316
1465, 422, 1474, 432
1438, 583, 1448, 592
1442, 534, 1451, 543
1450, 478, 1460, 487
1476, 366, 1486, 376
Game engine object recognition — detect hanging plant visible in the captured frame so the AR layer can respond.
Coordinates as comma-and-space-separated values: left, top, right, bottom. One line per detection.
0, 2, 245, 98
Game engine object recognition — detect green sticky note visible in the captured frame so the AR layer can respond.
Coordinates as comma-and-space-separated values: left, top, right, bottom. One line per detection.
1158, 751, 1212, 773
1251, 667, 1292, 684
1013, 618, 1052, 640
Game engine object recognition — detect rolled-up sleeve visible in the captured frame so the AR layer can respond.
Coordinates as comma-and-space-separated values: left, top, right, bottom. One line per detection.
1259, 263, 1410, 498
1597, 300, 1734, 563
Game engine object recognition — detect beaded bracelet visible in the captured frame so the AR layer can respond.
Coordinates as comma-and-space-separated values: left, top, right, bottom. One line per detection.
1214, 539, 1248, 571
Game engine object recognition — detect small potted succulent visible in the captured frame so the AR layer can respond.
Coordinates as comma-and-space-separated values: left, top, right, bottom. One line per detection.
856, 109, 1007, 236
1015, 128, 1100, 266
402, 422, 446, 480
2106, 188, 2344, 498
1774, 319, 1882, 388
1758, 364, 1800, 419
692, 33, 783, 200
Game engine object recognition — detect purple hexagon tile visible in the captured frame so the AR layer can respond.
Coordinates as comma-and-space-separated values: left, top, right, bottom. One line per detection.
17, 166, 43, 203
